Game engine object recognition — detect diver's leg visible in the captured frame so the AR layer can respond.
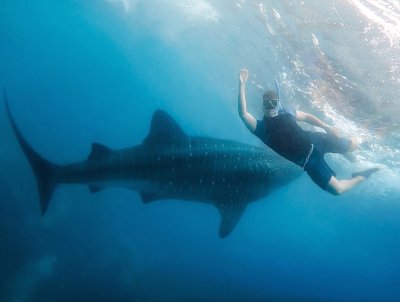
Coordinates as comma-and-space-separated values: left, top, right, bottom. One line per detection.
310, 132, 357, 154
343, 138, 359, 161
325, 175, 364, 195
352, 167, 380, 178
326, 167, 379, 195
315, 132, 359, 162
343, 151, 357, 163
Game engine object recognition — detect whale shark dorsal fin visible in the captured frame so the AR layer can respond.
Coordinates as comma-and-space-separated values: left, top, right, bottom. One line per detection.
143, 110, 187, 146
88, 143, 113, 161
216, 201, 247, 238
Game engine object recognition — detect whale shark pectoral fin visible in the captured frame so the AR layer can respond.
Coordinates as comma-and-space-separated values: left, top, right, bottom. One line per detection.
216, 201, 247, 238
143, 110, 187, 146
88, 143, 113, 161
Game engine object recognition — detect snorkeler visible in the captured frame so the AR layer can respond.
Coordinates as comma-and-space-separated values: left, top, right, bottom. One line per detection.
237, 68, 378, 195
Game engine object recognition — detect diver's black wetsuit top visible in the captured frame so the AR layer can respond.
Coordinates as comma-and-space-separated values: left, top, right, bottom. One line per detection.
254, 112, 312, 167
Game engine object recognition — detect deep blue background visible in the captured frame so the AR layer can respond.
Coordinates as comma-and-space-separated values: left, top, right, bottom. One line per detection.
1, 1, 400, 301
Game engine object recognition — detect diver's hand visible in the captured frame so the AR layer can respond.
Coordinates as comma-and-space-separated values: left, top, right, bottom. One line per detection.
239, 68, 249, 84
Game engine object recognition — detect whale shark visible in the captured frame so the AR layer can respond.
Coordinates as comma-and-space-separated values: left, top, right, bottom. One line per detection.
5, 94, 302, 238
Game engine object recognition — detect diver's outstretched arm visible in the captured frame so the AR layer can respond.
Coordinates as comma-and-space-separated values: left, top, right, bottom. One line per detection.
238, 68, 257, 132
296, 111, 339, 137
297, 110, 359, 152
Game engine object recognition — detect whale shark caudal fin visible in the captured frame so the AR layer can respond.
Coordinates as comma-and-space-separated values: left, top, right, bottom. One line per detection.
4, 90, 61, 215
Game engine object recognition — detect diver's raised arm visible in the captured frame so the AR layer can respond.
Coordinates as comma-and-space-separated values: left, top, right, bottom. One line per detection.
238, 68, 257, 132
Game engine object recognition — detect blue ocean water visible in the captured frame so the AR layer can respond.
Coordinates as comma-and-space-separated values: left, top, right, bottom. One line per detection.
1, 0, 400, 301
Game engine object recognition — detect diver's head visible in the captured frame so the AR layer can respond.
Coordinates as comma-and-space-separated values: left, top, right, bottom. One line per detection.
262, 90, 280, 117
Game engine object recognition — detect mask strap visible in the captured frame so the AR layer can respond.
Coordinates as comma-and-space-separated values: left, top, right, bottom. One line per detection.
274, 77, 280, 99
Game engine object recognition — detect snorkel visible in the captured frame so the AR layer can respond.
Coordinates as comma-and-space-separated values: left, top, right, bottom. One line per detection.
274, 77, 281, 108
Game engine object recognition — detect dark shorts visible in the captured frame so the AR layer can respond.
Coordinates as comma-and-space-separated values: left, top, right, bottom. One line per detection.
304, 149, 336, 190
304, 133, 351, 190
309, 132, 351, 155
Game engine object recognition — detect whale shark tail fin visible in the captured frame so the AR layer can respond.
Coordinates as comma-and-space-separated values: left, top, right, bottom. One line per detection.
4, 89, 60, 215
